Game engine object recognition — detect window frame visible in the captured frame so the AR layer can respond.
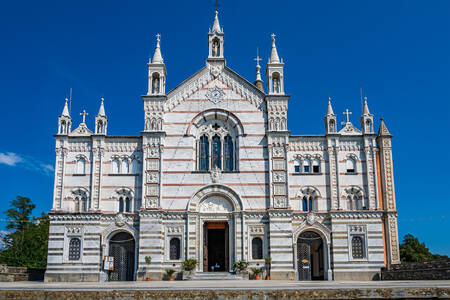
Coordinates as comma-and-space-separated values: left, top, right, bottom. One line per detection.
169, 237, 181, 261
251, 237, 264, 260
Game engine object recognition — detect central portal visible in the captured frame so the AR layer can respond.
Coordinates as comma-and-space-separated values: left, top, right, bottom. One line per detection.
203, 221, 229, 272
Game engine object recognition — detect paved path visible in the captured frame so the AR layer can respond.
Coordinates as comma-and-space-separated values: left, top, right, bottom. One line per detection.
0, 280, 449, 291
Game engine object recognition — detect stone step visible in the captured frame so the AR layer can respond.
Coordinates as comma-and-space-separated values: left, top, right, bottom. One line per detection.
189, 272, 242, 280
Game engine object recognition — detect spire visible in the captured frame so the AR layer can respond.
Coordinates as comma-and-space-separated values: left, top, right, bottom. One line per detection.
98, 97, 106, 116
378, 118, 391, 136
327, 97, 335, 115
61, 98, 70, 117
269, 33, 280, 64
363, 96, 370, 115
151, 34, 164, 64
212, 10, 222, 33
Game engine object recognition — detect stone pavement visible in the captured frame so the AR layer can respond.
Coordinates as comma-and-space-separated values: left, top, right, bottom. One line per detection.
0, 280, 449, 299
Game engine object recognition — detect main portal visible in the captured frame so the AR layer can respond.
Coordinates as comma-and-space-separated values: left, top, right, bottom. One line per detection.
203, 221, 229, 272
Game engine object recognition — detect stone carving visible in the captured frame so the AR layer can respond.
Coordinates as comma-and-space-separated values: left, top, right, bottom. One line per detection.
272, 159, 285, 170
115, 213, 126, 227
206, 86, 225, 105
66, 226, 82, 236
306, 212, 316, 225
70, 123, 93, 137
210, 166, 222, 183
145, 197, 158, 208
349, 225, 366, 233
147, 172, 159, 183
273, 196, 287, 208
210, 65, 222, 78
273, 172, 286, 183
273, 184, 286, 196
167, 226, 183, 234
148, 147, 160, 158
272, 147, 284, 158
339, 122, 362, 135
146, 185, 159, 196
199, 196, 233, 213
147, 159, 159, 170
250, 226, 264, 234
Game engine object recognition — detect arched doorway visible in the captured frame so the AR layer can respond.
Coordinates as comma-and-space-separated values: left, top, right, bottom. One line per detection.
108, 232, 135, 281
297, 231, 324, 280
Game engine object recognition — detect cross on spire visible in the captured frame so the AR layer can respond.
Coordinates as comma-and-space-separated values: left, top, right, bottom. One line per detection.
271, 33, 276, 41
156, 33, 161, 41
254, 48, 262, 66
80, 110, 88, 123
343, 109, 352, 123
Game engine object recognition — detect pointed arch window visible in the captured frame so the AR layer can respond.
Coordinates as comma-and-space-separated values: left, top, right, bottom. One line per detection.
252, 237, 263, 260
68, 238, 81, 261
211, 135, 221, 169
224, 135, 234, 171
199, 135, 209, 171
169, 237, 181, 260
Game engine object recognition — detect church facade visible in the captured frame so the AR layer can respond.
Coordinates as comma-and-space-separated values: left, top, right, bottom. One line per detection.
45, 11, 400, 282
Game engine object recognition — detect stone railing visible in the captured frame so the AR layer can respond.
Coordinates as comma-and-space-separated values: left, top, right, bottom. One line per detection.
381, 259, 450, 280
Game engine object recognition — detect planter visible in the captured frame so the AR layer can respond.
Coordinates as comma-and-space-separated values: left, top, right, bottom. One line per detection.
146, 277, 151, 281
254, 275, 260, 280
169, 277, 174, 281
265, 275, 270, 280
236, 270, 249, 280
182, 270, 195, 280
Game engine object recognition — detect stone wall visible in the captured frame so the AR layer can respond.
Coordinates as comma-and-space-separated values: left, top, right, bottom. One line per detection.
0, 265, 45, 282
381, 259, 450, 280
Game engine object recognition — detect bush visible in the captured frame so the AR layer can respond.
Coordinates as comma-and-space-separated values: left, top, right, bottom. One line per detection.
165, 268, 176, 277
250, 267, 263, 275
181, 258, 198, 271
232, 260, 249, 271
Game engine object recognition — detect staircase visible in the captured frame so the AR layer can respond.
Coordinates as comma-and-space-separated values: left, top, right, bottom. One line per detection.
188, 272, 243, 280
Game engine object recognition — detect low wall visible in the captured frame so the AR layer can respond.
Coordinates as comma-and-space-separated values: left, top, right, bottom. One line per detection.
0, 265, 45, 282
382, 259, 450, 280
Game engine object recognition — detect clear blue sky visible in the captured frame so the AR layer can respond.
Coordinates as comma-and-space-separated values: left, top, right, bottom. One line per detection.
0, 0, 449, 255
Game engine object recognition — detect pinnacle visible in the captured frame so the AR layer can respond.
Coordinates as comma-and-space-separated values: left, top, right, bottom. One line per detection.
378, 118, 391, 136
327, 97, 335, 115
151, 34, 164, 64
269, 34, 280, 64
98, 97, 106, 116
212, 10, 222, 33
61, 98, 70, 117
363, 96, 371, 115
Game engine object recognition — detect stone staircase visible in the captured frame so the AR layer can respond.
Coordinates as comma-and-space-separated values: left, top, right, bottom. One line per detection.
188, 272, 243, 280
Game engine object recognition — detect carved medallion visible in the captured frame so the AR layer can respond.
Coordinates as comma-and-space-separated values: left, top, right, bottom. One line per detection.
206, 87, 225, 105
273, 196, 287, 208
210, 166, 222, 183
306, 212, 316, 225
272, 147, 284, 158
115, 213, 125, 227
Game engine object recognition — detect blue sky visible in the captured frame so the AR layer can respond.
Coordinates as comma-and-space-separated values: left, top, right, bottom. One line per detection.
0, 0, 449, 254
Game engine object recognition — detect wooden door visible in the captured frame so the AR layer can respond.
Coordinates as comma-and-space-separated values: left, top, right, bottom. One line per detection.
225, 222, 229, 271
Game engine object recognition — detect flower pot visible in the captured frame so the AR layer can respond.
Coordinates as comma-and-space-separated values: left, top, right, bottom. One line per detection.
169, 277, 174, 281
146, 277, 151, 281
265, 275, 270, 280
254, 275, 260, 280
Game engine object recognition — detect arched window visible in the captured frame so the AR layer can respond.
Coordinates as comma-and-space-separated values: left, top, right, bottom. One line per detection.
272, 72, 280, 93
119, 197, 124, 213
303, 159, 310, 173
68, 238, 81, 260
346, 157, 356, 173
199, 135, 209, 171
294, 160, 300, 173
329, 119, 335, 132
302, 195, 313, 212
80, 196, 87, 212
121, 160, 129, 174
74, 197, 80, 213
365, 120, 372, 132
224, 135, 234, 171
312, 159, 320, 173
211, 135, 221, 169
152, 73, 160, 94
125, 197, 131, 212
169, 237, 181, 260
252, 237, 263, 260
112, 159, 120, 174
351, 236, 365, 259
76, 158, 85, 174
131, 159, 139, 174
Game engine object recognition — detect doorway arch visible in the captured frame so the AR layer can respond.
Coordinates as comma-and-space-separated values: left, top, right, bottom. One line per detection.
108, 232, 135, 281
297, 231, 325, 280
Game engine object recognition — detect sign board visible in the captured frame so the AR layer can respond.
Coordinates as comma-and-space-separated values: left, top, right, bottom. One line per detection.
103, 256, 114, 271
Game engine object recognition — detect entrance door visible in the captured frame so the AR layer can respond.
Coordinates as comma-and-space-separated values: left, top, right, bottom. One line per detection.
203, 222, 229, 272
108, 232, 135, 281
297, 231, 324, 280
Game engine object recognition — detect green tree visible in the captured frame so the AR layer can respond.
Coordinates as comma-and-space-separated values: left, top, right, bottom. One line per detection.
0, 196, 49, 268
400, 233, 448, 263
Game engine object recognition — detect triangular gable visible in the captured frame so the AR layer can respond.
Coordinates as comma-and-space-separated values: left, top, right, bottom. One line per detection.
166, 65, 265, 111
70, 123, 93, 137
339, 122, 362, 136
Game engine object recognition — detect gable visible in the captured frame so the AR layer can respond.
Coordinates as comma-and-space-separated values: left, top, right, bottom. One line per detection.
166, 65, 265, 112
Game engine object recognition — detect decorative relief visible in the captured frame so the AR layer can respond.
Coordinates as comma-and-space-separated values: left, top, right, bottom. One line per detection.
206, 86, 225, 105
145, 197, 158, 209
146, 185, 159, 196
210, 166, 222, 183
147, 147, 160, 158
383, 139, 391, 148
268, 111, 287, 131
66, 226, 82, 236
273, 184, 286, 195
306, 212, 316, 225
115, 213, 126, 227
250, 226, 264, 234
273, 196, 287, 208
349, 225, 366, 233
147, 172, 159, 183
167, 225, 183, 234
273, 172, 286, 183
209, 64, 223, 78
146, 159, 159, 170
389, 216, 400, 263
288, 139, 325, 151
145, 112, 164, 132
199, 196, 233, 213
272, 147, 284, 158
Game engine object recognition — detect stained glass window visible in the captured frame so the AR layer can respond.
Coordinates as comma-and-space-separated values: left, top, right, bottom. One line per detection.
224, 135, 233, 171
199, 135, 209, 171
212, 135, 221, 169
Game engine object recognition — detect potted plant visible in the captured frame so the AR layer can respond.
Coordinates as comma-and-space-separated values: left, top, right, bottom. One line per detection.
264, 256, 272, 280
232, 260, 249, 280
165, 268, 176, 281
181, 258, 198, 280
251, 267, 263, 280
145, 256, 152, 281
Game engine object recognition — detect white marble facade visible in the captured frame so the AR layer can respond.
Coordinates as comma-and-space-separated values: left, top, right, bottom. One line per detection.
45, 11, 400, 282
